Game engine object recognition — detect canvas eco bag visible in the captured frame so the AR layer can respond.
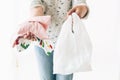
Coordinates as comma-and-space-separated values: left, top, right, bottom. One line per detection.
53, 13, 92, 75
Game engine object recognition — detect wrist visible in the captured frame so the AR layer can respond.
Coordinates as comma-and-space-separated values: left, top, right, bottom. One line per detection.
31, 6, 44, 16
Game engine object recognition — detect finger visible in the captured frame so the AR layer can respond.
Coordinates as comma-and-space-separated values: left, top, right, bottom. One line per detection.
75, 8, 80, 14
24, 32, 31, 39
26, 32, 31, 37
23, 34, 28, 38
80, 6, 88, 18
27, 36, 31, 40
81, 9, 88, 18
75, 9, 81, 17
67, 7, 76, 15
24, 34, 30, 40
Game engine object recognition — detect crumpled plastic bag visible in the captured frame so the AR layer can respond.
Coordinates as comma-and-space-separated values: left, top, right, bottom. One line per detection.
53, 13, 93, 74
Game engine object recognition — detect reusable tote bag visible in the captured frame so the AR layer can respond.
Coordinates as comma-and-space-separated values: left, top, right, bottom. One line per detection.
53, 13, 92, 75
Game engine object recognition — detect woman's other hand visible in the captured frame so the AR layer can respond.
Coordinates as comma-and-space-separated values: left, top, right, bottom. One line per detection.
67, 5, 89, 18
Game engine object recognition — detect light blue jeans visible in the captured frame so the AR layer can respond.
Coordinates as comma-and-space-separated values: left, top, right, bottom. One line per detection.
34, 46, 73, 80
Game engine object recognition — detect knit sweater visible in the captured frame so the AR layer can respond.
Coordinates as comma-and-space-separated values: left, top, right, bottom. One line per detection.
31, 0, 87, 46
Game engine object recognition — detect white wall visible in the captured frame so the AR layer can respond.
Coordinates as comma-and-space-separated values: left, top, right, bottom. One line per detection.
0, 0, 120, 80
74, 0, 119, 80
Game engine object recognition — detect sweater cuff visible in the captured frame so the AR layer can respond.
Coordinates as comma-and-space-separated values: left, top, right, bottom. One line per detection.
73, 2, 87, 7
30, 1, 46, 13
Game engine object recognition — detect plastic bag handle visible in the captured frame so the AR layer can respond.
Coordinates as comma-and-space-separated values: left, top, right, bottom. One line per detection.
71, 14, 74, 33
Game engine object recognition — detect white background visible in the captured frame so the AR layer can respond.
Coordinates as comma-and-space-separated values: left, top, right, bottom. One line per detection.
0, 0, 120, 80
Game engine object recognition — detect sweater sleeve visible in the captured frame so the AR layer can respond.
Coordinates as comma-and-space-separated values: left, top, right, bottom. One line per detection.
72, 0, 86, 7
30, 0, 46, 13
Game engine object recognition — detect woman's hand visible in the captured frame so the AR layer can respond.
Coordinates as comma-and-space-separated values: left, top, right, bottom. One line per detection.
22, 32, 37, 41
67, 5, 89, 18
30, 6, 44, 16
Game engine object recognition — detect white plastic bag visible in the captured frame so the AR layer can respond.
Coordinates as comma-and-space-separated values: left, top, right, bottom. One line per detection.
53, 13, 92, 75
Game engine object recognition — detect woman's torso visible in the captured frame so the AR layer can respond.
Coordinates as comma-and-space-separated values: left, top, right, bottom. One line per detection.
42, 0, 72, 44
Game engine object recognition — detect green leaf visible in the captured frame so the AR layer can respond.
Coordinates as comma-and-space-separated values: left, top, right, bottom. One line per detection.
47, 52, 51, 56
42, 41, 44, 47
21, 43, 30, 49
